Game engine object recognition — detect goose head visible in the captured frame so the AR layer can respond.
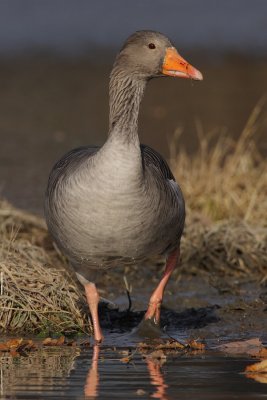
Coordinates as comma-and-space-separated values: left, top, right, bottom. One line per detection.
113, 30, 203, 81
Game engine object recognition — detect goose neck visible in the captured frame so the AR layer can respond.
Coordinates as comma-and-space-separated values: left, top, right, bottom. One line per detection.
108, 67, 146, 144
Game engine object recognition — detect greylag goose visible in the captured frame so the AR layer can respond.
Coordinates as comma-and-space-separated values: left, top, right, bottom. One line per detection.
45, 30, 203, 342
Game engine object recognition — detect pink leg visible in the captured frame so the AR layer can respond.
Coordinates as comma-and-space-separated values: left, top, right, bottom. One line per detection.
144, 247, 180, 324
84, 282, 103, 343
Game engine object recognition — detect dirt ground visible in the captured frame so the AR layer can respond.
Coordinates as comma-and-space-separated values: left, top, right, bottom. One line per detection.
91, 261, 267, 345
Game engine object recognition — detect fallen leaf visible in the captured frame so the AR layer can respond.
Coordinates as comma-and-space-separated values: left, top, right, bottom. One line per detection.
217, 338, 262, 356
42, 336, 65, 346
246, 374, 267, 384
258, 348, 267, 359
119, 349, 136, 363
120, 356, 131, 363
245, 360, 267, 384
0, 339, 36, 353
187, 340, 205, 351
0, 343, 8, 351
6, 338, 23, 349
245, 359, 267, 373
56, 336, 65, 346
42, 337, 53, 346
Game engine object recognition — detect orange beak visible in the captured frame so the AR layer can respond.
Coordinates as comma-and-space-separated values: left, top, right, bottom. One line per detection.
162, 47, 203, 81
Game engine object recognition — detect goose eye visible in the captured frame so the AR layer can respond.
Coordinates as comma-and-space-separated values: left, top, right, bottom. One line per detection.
148, 43, 156, 50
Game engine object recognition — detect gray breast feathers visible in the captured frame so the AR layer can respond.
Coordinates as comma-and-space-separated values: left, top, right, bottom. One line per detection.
44, 143, 185, 269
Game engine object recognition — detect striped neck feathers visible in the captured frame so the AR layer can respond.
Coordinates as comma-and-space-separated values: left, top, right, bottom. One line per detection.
109, 66, 146, 144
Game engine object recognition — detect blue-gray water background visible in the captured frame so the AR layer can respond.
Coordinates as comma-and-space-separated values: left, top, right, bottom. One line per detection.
0, 0, 266, 55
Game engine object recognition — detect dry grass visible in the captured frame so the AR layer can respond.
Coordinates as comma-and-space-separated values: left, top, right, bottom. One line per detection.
0, 102, 266, 333
0, 200, 90, 334
170, 98, 267, 225
169, 100, 267, 282
180, 219, 267, 281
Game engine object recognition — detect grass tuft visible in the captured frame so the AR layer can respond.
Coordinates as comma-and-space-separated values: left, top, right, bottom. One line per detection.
170, 98, 267, 225
0, 200, 91, 335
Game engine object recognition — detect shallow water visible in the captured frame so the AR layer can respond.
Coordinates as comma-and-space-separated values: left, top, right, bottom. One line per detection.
1, 344, 266, 400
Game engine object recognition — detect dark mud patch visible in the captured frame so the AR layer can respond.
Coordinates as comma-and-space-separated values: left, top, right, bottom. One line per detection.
99, 303, 220, 334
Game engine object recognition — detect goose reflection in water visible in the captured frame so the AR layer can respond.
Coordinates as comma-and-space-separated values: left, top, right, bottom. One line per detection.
83, 345, 168, 399
84, 345, 100, 398
146, 357, 168, 400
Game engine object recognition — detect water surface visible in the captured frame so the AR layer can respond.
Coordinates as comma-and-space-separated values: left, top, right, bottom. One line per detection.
1, 345, 266, 400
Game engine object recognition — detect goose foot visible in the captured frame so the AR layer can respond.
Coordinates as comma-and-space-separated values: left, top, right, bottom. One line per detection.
144, 300, 162, 325
144, 247, 180, 325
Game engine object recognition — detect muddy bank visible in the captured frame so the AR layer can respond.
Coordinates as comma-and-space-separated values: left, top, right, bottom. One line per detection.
97, 276, 267, 344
